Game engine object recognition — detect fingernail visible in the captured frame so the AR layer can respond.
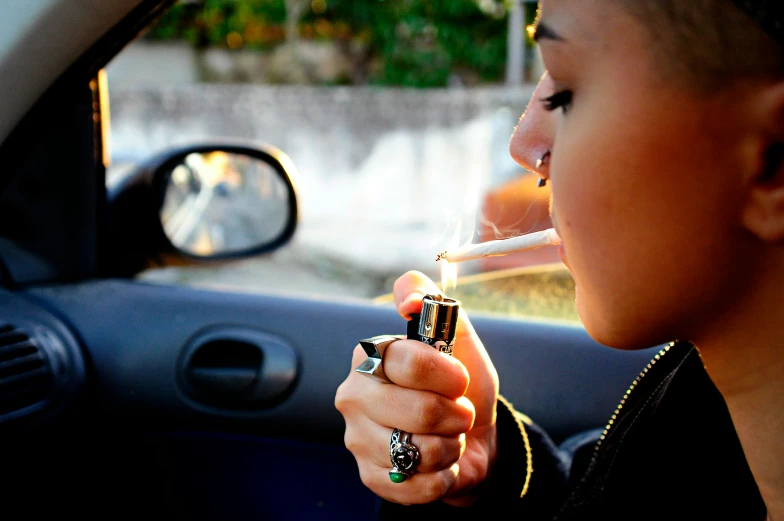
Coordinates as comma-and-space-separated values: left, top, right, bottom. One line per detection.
400, 292, 425, 318
403, 291, 425, 305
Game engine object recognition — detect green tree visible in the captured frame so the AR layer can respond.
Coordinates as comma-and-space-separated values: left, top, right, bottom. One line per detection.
147, 0, 516, 87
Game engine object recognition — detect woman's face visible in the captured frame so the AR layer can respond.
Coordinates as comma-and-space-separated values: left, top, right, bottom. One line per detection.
511, 0, 756, 349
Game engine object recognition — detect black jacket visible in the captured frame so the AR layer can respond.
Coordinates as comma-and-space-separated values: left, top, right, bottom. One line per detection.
379, 341, 766, 520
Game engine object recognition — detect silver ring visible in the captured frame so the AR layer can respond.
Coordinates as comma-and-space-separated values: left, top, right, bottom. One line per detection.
354, 335, 401, 383
389, 428, 419, 483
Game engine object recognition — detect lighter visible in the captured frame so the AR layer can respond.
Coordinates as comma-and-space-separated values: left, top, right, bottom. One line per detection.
406, 294, 460, 356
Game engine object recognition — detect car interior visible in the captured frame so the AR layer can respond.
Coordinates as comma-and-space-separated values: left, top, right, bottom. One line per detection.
0, 1, 661, 519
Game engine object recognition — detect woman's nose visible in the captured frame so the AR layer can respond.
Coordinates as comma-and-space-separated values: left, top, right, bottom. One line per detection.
510, 72, 556, 175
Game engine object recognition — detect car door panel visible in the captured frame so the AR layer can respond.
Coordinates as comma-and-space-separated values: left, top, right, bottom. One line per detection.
25, 280, 658, 442
0, 274, 659, 520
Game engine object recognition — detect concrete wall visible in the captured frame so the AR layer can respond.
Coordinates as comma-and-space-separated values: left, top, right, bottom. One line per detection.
107, 84, 539, 296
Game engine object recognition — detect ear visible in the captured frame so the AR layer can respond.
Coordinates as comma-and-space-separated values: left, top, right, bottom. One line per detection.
741, 82, 784, 243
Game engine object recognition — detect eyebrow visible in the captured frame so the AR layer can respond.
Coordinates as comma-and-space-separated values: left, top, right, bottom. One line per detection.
527, 21, 564, 43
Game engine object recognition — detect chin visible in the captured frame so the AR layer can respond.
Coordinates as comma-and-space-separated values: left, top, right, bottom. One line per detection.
575, 287, 674, 351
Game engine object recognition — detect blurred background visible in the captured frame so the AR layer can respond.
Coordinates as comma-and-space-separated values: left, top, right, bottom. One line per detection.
105, 0, 577, 322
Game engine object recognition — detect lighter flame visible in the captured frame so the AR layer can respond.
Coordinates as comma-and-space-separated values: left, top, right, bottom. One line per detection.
441, 259, 457, 295
440, 220, 462, 294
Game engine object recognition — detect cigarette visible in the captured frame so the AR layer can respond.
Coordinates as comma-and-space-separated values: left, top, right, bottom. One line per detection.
437, 228, 561, 263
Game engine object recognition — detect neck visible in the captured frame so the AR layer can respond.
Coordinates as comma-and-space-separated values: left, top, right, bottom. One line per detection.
695, 259, 784, 520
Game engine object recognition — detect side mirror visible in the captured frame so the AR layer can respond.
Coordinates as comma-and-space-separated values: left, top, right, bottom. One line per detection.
106, 140, 299, 277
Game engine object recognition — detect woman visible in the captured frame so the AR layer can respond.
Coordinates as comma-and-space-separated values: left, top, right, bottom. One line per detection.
335, 1, 784, 519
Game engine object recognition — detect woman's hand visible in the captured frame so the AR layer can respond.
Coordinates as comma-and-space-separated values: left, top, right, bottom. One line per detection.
335, 270, 500, 506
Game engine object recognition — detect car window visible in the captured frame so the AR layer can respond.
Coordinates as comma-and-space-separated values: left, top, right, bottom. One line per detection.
104, 0, 577, 324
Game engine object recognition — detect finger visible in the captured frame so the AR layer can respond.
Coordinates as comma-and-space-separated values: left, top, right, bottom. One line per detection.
367, 384, 475, 437
381, 339, 469, 399
338, 356, 475, 436
360, 463, 460, 506
351, 343, 368, 368
393, 270, 442, 319
344, 417, 465, 474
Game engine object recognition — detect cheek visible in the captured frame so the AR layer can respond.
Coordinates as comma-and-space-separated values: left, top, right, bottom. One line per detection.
551, 100, 746, 348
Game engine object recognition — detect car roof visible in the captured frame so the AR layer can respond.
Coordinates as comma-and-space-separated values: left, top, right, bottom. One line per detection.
0, 0, 145, 145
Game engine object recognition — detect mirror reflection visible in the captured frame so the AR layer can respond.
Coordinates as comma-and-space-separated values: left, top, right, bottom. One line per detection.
161, 151, 291, 257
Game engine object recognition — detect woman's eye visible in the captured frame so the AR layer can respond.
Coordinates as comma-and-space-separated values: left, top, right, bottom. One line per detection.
540, 90, 573, 113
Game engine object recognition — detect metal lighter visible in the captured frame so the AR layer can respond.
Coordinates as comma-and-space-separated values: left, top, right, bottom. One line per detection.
407, 294, 460, 356
354, 294, 460, 382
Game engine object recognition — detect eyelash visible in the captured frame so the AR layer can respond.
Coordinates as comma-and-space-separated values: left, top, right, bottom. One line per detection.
540, 90, 573, 113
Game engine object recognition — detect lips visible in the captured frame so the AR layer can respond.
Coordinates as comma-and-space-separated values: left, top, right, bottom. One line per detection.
557, 242, 567, 266
552, 226, 568, 268
550, 214, 568, 267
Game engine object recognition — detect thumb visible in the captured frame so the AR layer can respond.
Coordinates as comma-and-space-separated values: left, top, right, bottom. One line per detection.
392, 270, 444, 320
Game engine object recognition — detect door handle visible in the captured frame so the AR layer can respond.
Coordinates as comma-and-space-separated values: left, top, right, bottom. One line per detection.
179, 328, 298, 410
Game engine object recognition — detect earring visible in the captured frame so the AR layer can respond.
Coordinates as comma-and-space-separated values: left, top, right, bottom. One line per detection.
535, 151, 551, 169
536, 151, 551, 188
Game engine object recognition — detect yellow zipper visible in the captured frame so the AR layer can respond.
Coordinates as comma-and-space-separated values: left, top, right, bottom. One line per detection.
590, 342, 674, 460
